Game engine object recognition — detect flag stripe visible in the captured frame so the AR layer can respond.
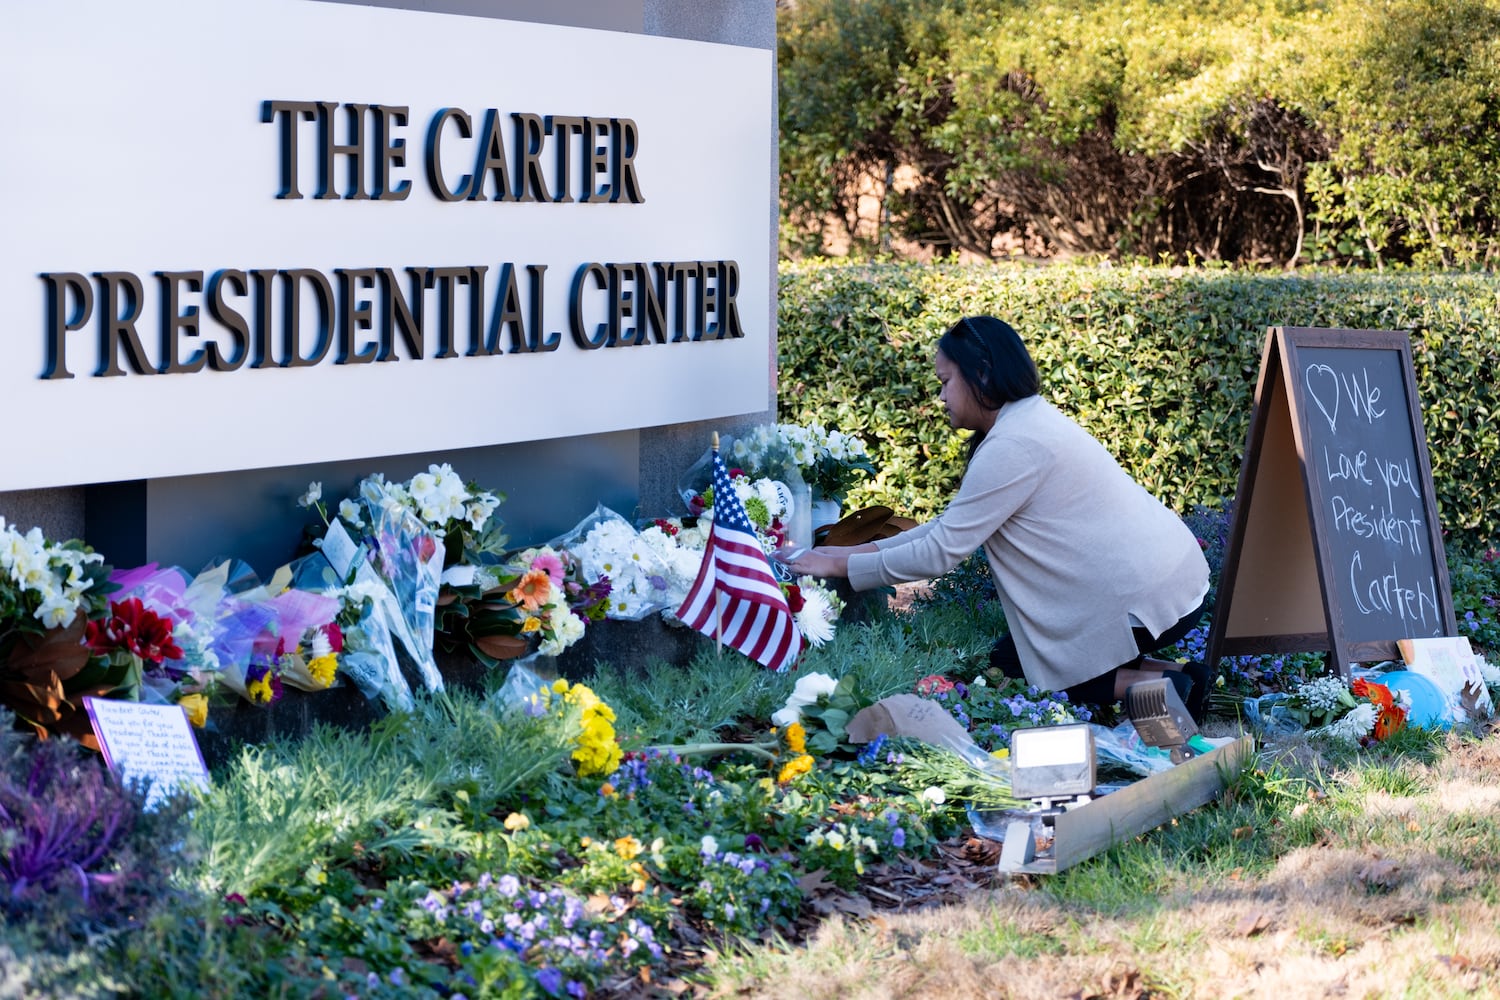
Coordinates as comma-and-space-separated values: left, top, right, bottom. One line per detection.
675, 450, 802, 671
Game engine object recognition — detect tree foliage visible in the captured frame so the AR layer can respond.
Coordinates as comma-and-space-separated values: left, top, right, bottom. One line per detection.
778, 0, 1500, 268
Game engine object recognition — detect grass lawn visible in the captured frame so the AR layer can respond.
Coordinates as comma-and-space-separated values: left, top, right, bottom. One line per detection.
3, 564, 1499, 999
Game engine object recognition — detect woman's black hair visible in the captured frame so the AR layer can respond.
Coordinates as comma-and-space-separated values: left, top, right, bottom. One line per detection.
937, 315, 1040, 409
937, 316, 1040, 460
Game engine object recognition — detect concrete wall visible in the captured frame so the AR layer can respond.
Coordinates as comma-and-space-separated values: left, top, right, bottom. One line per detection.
0, 0, 776, 577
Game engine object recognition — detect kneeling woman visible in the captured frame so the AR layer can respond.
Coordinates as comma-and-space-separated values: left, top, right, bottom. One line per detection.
776, 315, 1211, 719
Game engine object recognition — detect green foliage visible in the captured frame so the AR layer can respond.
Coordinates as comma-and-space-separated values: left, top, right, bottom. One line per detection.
1446, 544, 1500, 652
1289, 0, 1500, 268
778, 261, 1500, 550
779, 0, 1500, 267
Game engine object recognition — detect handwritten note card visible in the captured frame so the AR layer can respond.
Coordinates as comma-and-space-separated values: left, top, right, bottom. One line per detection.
84, 697, 211, 810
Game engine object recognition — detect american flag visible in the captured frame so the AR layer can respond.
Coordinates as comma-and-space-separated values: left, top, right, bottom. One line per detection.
676, 450, 802, 671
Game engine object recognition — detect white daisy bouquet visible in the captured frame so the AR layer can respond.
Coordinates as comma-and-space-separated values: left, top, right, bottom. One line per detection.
556, 505, 676, 621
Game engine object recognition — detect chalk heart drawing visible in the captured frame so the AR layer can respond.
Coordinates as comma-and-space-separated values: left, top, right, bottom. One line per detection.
1304, 363, 1340, 433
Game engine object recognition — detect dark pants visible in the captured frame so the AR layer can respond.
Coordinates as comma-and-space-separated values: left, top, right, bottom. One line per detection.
988, 596, 1209, 707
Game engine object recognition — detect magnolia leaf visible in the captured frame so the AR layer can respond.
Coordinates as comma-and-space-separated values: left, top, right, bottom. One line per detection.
0, 677, 68, 723
3, 619, 91, 683
474, 635, 532, 660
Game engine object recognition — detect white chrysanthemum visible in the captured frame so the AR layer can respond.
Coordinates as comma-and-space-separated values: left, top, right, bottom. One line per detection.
1322, 702, 1378, 743
538, 607, 586, 656
795, 584, 837, 647
754, 479, 790, 520
676, 524, 709, 550
308, 627, 333, 660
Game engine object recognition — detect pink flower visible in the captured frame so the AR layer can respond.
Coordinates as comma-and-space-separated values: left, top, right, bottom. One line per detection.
530, 552, 565, 587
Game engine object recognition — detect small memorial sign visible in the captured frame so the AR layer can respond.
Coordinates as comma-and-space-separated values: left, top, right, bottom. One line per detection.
84, 697, 211, 810
1208, 327, 1456, 675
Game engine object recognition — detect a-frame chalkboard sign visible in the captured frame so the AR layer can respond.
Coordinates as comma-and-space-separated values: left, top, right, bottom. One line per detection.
1206, 327, 1456, 677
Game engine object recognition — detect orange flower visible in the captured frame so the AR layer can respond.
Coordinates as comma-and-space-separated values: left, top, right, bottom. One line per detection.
507, 570, 552, 612
1374, 705, 1407, 741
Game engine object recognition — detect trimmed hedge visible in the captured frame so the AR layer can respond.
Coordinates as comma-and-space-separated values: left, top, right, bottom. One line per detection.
777, 262, 1500, 549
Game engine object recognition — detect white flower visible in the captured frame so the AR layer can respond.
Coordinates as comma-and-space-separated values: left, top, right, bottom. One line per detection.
825, 830, 846, 851
338, 498, 364, 527
465, 493, 500, 531
1322, 702, 1378, 744
794, 583, 838, 647
297, 481, 322, 508
34, 593, 78, 629
1479, 656, 1500, 686
771, 671, 839, 726
700, 835, 719, 857
538, 607, 586, 657
920, 786, 947, 806
308, 627, 333, 660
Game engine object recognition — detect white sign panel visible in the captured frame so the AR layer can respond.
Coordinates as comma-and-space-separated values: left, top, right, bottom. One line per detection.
0, 0, 773, 489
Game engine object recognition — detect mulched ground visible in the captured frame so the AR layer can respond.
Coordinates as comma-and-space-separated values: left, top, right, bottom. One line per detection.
603, 830, 1008, 997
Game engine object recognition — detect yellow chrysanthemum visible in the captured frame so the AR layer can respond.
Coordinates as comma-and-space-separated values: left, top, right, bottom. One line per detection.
777, 753, 815, 785
784, 721, 807, 755
307, 653, 338, 689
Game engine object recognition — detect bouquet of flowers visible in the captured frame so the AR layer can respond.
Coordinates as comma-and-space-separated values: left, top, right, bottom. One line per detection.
301, 473, 456, 693
1285, 673, 1411, 745
0, 518, 115, 743
301, 466, 507, 572
731, 423, 875, 503
637, 518, 711, 610
436, 544, 604, 665
559, 506, 678, 620
687, 470, 793, 553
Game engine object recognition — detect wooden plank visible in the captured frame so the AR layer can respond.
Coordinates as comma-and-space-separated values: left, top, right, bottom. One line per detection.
1004, 735, 1254, 875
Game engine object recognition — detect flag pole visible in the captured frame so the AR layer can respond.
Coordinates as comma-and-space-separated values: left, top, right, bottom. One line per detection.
711, 432, 724, 657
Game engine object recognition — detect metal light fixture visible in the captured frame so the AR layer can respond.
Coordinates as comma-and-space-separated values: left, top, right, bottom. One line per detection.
1125, 677, 1200, 763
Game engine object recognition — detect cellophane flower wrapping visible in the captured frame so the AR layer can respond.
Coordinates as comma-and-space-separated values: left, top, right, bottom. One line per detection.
290, 521, 418, 713
552, 505, 674, 621
104, 563, 221, 708
366, 500, 444, 691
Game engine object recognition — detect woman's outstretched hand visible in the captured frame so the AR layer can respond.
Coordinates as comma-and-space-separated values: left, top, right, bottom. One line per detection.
772, 543, 872, 579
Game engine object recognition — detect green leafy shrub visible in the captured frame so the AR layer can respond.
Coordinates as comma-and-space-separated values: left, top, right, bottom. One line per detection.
780, 0, 1500, 268
778, 261, 1500, 551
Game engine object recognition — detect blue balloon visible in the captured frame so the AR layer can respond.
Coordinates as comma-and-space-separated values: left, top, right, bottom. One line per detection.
1377, 670, 1452, 729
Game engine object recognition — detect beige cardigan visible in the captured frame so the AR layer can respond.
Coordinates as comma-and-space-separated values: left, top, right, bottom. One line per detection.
847, 395, 1209, 691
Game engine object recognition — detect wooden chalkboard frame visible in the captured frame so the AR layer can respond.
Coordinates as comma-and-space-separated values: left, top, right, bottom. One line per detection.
1206, 327, 1456, 677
